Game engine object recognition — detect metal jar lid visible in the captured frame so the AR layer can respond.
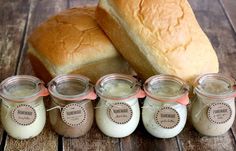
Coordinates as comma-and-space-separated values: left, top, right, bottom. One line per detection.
194, 73, 236, 99
95, 74, 145, 101
143, 75, 189, 105
48, 74, 96, 101
0, 75, 48, 102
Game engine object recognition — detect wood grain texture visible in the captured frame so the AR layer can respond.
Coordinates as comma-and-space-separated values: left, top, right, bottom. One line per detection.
120, 118, 180, 151
0, 0, 30, 146
63, 123, 120, 151
69, 0, 98, 7
178, 0, 236, 150
220, 0, 236, 33
0, 0, 29, 82
3, 0, 67, 151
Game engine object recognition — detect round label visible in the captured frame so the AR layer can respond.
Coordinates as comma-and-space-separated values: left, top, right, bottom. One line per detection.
12, 104, 37, 126
61, 103, 86, 127
107, 102, 133, 124
155, 107, 180, 129
208, 102, 232, 124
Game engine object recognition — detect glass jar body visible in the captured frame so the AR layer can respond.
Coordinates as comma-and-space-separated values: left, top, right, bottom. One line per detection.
95, 98, 140, 138
191, 95, 235, 136
49, 97, 94, 138
142, 97, 187, 138
1, 97, 46, 140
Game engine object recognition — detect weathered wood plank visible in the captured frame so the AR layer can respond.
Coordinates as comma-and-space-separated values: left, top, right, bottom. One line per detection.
0, 0, 28, 83
63, 124, 120, 151
178, 0, 236, 150
120, 120, 180, 151
69, 0, 98, 7
220, 0, 236, 33
63, 1, 120, 151
4, 0, 67, 151
0, 0, 30, 147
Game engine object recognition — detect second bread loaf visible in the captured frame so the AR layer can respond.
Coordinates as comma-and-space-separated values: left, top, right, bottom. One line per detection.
96, 0, 219, 84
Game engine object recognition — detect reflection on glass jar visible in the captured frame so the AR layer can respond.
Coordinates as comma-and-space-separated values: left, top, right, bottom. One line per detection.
48, 75, 96, 138
95, 74, 145, 138
0, 75, 48, 140
191, 73, 236, 136
142, 75, 189, 138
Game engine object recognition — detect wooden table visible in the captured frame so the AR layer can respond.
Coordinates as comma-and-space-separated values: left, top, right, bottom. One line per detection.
0, 0, 236, 150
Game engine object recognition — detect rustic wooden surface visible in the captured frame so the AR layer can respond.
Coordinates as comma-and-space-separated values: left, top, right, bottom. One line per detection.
0, 0, 236, 151
220, 0, 236, 33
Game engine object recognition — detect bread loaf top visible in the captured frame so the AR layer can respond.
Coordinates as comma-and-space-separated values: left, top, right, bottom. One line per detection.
97, 0, 219, 83
28, 7, 120, 71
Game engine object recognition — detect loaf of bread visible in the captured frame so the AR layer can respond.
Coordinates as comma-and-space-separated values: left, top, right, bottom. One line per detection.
96, 0, 219, 84
28, 7, 133, 83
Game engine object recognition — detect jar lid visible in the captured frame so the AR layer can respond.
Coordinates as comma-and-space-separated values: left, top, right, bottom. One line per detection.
143, 75, 189, 105
95, 74, 145, 100
0, 75, 48, 102
194, 73, 236, 99
48, 74, 96, 101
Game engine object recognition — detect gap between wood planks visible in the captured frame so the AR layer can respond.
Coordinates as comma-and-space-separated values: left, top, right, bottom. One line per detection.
220, 0, 236, 34
14, 8, 30, 76
0, 1, 30, 150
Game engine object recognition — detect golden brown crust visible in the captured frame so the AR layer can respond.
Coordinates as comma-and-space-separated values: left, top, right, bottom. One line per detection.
28, 7, 118, 67
96, 7, 157, 80
27, 7, 134, 83
96, 0, 219, 83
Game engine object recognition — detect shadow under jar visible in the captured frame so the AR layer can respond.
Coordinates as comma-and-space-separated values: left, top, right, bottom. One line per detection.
0, 75, 48, 140
142, 75, 189, 138
95, 74, 145, 138
48, 75, 96, 138
191, 73, 236, 136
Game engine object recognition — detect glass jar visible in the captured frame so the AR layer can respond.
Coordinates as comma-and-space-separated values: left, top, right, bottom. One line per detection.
142, 75, 189, 138
95, 74, 145, 138
191, 73, 236, 136
0, 75, 48, 140
48, 75, 96, 138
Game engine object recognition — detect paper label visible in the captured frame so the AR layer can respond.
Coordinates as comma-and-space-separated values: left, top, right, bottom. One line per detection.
155, 107, 180, 129
12, 104, 37, 126
208, 102, 232, 124
61, 103, 86, 127
107, 102, 133, 124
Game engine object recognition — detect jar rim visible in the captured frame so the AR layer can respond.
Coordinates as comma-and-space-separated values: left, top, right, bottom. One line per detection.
48, 74, 93, 101
143, 74, 189, 105
95, 73, 141, 101
194, 73, 236, 99
0, 75, 45, 102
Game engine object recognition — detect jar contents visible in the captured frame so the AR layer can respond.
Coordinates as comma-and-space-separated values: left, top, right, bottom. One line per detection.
142, 75, 189, 138
48, 75, 96, 138
95, 74, 144, 138
0, 75, 48, 140
191, 73, 236, 136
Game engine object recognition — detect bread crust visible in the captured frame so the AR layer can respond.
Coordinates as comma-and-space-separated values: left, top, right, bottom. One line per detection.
28, 7, 133, 83
96, 0, 219, 83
